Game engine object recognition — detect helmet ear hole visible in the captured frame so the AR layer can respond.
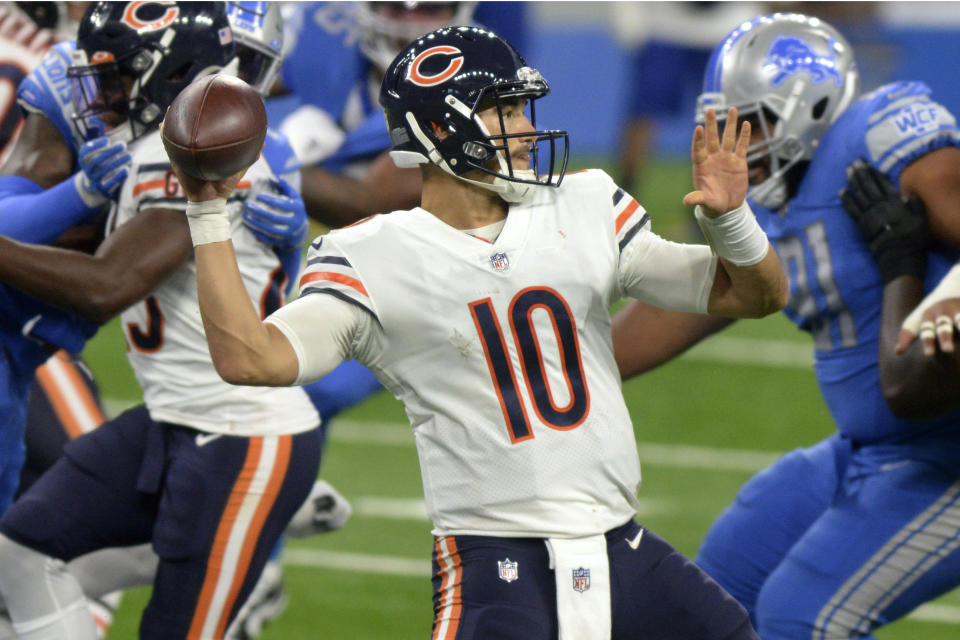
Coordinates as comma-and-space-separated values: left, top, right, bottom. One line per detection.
812, 97, 829, 120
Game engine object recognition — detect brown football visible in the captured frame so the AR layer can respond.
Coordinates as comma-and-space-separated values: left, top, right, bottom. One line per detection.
161, 75, 267, 181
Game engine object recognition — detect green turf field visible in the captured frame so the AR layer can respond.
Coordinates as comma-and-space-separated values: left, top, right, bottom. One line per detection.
85, 160, 960, 638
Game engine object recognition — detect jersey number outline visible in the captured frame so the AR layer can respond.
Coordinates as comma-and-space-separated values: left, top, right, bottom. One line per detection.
777, 220, 856, 351
125, 270, 286, 353
469, 287, 590, 443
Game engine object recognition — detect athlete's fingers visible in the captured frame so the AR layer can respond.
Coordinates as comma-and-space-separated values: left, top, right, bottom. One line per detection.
704, 108, 720, 154
720, 107, 738, 152
935, 315, 955, 353
690, 125, 706, 164
895, 328, 916, 355
919, 320, 936, 356
735, 118, 751, 158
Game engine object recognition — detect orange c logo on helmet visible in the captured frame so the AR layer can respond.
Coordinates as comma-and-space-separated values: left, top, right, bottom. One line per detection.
121, 1, 180, 32
407, 46, 464, 87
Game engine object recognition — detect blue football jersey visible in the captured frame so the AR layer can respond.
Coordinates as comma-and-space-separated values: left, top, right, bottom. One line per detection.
753, 81, 960, 449
280, 1, 391, 168
3, 40, 98, 363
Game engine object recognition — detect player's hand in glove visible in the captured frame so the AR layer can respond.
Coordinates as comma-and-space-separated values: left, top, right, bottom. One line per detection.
75, 136, 132, 205
284, 479, 352, 538
841, 159, 929, 284
241, 177, 309, 250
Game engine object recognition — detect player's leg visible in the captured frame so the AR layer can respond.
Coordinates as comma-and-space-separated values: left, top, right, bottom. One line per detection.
227, 479, 352, 639
609, 520, 757, 639
755, 447, 960, 639
142, 426, 322, 639
695, 435, 850, 621
20, 350, 105, 495
0, 405, 160, 639
432, 534, 557, 640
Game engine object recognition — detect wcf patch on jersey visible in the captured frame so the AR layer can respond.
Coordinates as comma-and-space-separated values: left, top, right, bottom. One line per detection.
489, 252, 510, 272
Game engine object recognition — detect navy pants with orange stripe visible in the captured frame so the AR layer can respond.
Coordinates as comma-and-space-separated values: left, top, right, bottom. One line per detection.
0, 404, 322, 639
431, 521, 758, 640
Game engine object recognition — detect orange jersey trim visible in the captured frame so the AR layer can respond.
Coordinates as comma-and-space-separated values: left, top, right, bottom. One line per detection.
615, 199, 640, 235
299, 271, 369, 296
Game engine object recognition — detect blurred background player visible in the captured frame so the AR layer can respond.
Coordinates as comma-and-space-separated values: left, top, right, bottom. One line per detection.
609, 2, 762, 196
611, 12, 960, 639
0, 2, 351, 638
0, 3, 324, 638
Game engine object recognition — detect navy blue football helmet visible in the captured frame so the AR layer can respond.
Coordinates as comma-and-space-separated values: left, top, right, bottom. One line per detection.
380, 26, 568, 203
68, 1, 235, 142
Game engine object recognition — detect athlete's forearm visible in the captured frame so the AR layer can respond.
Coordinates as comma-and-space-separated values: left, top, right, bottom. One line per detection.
194, 239, 299, 386
876, 275, 960, 419
708, 247, 788, 318
301, 158, 421, 228
0, 174, 102, 244
612, 300, 732, 379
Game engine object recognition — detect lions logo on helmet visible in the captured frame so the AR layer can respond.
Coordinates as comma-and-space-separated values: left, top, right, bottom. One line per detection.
764, 35, 843, 88
697, 13, 859, 210
380, 26, 569, 204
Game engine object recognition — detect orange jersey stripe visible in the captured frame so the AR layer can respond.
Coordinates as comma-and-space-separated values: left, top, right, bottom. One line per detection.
615, 199, 640, 235
34, 351, 105, 440
299, 271, 369, 296
132, 179, 165, 197
188, 438, 264, 640
431, 536, 462, 640
212, 435, 292, 639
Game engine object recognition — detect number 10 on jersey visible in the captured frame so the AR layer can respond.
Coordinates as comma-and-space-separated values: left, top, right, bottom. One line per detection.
469, 287, 590, 443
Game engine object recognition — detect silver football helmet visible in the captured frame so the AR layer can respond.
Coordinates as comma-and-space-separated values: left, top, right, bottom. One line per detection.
355, 1, 476, 73
226, 1, 283, 96
696, 13, 859, 209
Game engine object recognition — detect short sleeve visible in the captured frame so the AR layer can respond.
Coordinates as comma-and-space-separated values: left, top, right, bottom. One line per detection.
298, 235, 379, 323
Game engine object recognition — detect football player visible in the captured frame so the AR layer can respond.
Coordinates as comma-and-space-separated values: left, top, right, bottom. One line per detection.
611, 13, 960, 639
0, 3, 322, 638
178, 25, 786, 640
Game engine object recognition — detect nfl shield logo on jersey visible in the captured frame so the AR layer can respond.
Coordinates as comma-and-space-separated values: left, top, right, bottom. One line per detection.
572, 567, 590, 593
489, 252, 510, 272
498, 558, 519, 583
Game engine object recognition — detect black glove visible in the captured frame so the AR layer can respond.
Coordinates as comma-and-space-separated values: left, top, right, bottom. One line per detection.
841, 159, 929, 284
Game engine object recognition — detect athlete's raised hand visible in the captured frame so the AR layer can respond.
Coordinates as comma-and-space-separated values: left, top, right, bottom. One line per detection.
683, 107, 750, 217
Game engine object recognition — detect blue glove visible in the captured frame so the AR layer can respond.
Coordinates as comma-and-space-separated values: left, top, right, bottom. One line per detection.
76, 136, 131, 203
242, 177, 309, 250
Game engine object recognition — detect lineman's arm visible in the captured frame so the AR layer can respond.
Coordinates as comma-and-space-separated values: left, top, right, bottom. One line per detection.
0, 112, 130, 244
301, 152, 421, 227
612, 301, 732, 379
0, 206, 192, 325
841, 159, 960, 419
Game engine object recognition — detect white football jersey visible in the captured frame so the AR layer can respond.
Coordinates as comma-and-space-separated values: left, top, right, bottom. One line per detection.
287, 169, 716, 537
110, 129, 318, 436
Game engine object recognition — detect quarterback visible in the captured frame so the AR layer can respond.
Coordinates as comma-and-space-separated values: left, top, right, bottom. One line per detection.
178, 26, 786, 640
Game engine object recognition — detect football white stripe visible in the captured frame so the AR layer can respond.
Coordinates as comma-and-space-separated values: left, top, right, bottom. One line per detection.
43, 356, 100, 433
200, 437, 281, 638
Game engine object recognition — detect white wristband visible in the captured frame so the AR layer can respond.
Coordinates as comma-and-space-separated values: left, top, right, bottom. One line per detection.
185, 198, 230, 246
694, 201, 769, 267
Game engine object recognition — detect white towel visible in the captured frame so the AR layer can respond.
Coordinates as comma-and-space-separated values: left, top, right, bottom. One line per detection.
545, 534, 612, 640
